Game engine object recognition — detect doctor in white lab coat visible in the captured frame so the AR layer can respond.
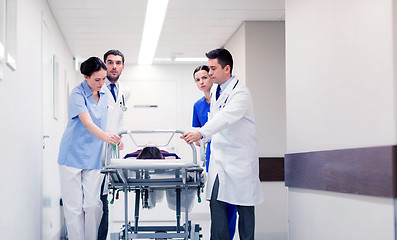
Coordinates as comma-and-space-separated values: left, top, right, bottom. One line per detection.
102, 50, 131, 135
181, 48, 263, 240
98, 50, 131, 240
102, 78, 130, 133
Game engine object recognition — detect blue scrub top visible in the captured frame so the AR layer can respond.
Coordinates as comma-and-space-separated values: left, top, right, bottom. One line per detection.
58, 80, 108, 170
192, 97, 211, 171
192, 96, 209, 127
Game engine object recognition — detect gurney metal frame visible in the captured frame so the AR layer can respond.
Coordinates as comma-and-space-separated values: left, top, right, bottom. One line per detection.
101, 130, 205, 240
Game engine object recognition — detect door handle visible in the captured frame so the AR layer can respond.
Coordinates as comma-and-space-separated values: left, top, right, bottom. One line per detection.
42, 135, 50, 149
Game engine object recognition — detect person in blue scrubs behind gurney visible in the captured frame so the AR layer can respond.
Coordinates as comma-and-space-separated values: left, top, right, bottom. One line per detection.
58, 57, 121, 240
192, 65, 237, 240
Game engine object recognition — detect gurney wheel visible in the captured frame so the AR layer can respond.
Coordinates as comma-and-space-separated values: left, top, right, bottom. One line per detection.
184, 221, 203, 240
190, 223, 202, 240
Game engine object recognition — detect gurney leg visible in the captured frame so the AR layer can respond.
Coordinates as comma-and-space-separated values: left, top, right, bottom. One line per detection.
176, 188, 181, 233
134, 189, 140, 234
124, 186, 129, 240
185, 186, 189, 240
193, 224, 201, 240
143, 189, 149, 208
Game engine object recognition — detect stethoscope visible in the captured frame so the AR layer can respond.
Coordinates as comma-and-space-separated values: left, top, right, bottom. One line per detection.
120, 95, 127, 111
216, 79, 239, 109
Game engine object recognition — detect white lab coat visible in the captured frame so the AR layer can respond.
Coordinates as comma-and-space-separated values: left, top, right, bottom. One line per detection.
101, 80, 130, 194
201, 76, 264, 206
102, 80, 131, 134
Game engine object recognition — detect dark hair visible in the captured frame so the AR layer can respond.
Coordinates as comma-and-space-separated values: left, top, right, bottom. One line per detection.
80, 57, 107, 77
205, 48, 233, 74
137, 146, 164, 159
104, 49, 125, 64
193, 65, 210, 79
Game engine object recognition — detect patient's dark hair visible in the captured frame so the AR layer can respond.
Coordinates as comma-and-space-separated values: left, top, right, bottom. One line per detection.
137, 146, 164, 159
80, 57, 107, 77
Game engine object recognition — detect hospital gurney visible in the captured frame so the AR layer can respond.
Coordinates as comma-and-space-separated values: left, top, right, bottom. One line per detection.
101, 130, 205, 240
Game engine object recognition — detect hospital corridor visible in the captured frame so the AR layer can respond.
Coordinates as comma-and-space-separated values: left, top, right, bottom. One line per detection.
1, 0, 397, 239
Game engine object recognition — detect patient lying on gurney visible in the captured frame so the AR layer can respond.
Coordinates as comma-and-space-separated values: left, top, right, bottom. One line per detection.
125, 145, 180, 159
126, 145, 196, 212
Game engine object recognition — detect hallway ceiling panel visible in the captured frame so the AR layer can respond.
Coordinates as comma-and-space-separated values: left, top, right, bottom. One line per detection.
47, 0, 284, 64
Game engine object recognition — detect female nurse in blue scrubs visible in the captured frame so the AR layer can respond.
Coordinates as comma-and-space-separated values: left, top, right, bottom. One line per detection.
192, 65, 237, 240
58, 57, 121, 240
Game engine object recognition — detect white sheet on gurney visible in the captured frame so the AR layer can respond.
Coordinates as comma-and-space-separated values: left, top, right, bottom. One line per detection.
106, 158, 200, 170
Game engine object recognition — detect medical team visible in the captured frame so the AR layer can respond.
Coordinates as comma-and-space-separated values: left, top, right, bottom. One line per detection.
58, 48, 262, 240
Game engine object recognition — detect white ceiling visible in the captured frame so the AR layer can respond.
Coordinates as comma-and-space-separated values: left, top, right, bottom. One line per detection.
47, 0, 285, 65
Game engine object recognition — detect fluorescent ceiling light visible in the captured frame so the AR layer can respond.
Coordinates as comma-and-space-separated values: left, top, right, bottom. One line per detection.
153, 57, 207, 63
174, 57, 208, 62
138, 0, 169, 65
153, 58, 172, 62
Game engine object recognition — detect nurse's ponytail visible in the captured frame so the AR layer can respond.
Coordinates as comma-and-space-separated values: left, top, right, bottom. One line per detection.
80, 57, 107, 77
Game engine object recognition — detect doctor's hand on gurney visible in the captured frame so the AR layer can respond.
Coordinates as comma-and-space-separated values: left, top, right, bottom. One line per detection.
180, 131, 203, 144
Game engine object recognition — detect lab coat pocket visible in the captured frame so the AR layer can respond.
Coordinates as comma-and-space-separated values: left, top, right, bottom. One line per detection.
223, 147, 248, 175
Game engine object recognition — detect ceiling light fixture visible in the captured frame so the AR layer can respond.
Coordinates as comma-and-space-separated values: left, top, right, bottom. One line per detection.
153, 58, 172, 62
138, 0, 169, 65
174, 57, 208, 62
153, 57, 208, 63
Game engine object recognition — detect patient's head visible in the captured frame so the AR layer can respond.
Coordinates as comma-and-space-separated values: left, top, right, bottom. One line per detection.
137, 146, 164, 159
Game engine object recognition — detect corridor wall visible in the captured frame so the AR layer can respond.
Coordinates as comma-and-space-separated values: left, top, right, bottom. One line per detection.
0, 0, 74, 239
285, 0, 397, 239
226, 21, 288, 240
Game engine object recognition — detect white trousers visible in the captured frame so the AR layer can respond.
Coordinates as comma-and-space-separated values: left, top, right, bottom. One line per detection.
59, 164, 103, 240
